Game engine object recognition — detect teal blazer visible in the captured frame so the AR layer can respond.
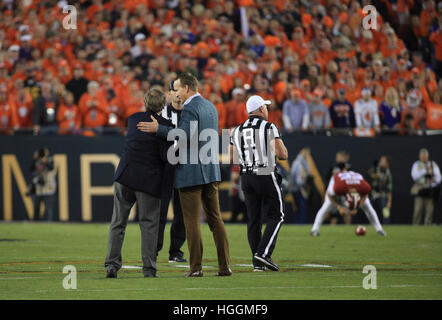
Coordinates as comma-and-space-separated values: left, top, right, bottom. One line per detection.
157, 94, 221, 189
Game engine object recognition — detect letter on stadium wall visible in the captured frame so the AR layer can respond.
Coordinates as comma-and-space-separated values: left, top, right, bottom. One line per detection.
2, 155, 34, 220
53, 155, 69, 221
80, 154, 120, 221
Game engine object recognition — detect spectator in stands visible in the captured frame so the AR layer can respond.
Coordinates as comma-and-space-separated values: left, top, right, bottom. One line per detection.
426, 91, 442, 129
33, 82, 59, 135
354, 88, 381, 133
78, 81, 108, 134
57, 91, 81, 135
66, 64, 89, 105
282, 89, 309, 133
429, 6, 442, 78
411, 148, 441, 225
12, 79, 33, 130
224, 88, 246, 128
0, 84, 17, 135
329, 88, 355, 128
405, 88, 427, 129
400, 113, 418, 135
0, 0, 439, 137
308, 88, 330, 130
380, 87, 403, 130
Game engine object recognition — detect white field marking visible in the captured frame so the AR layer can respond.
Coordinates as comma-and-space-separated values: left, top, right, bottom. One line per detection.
232, 262, 336, 268
121, 265, 142, 269
22, 283, 442, 294
297, 264, 334, 268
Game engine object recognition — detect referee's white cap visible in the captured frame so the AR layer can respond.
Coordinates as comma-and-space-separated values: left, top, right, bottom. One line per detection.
246, 95, 271, 113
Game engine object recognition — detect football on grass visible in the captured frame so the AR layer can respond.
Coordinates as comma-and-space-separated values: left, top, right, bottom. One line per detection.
355, 225, 366, 236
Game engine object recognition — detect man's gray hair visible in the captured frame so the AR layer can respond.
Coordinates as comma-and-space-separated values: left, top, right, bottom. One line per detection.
144, 88, 166, 113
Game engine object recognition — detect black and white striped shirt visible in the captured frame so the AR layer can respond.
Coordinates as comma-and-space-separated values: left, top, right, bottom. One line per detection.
230, 116, 281, 172
161, 104, 181, 127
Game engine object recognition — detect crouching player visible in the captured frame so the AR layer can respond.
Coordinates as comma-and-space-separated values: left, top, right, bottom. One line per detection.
311, 170, 386, 236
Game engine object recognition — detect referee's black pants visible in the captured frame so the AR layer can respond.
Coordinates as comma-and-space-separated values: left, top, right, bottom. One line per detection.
157, 189, 186, 259
241, 171, 285, 261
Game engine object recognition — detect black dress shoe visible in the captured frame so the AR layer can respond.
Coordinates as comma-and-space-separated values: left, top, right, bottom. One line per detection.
169, 256, 188, 263
144, 273, 158, 278
106, 268, 118, 278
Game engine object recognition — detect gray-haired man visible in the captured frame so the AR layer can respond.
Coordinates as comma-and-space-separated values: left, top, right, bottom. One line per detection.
105, 88, 173, 278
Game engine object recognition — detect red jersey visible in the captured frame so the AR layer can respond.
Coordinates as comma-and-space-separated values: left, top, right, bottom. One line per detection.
329, 171, 371, 196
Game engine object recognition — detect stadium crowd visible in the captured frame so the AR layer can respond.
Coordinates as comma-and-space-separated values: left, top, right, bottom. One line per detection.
1, 0, 442, 136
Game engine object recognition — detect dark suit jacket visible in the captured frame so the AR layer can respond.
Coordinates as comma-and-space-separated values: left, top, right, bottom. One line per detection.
114, 111, 173, 198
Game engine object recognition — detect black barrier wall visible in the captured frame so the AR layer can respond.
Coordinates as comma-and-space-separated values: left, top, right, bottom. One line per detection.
0, 135, 441, 224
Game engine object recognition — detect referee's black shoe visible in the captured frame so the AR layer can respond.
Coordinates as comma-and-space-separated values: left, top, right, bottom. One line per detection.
106, 267, 118, 278
254, 254, 280, 271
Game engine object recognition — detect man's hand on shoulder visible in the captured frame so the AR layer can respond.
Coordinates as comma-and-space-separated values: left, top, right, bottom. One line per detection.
137, 115, 159, 133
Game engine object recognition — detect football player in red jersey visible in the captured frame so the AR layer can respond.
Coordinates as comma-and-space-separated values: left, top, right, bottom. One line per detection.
311, 170, 386, 236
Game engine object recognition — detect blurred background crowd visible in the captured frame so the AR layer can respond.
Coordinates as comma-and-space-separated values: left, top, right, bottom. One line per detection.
1, 0, 442, 136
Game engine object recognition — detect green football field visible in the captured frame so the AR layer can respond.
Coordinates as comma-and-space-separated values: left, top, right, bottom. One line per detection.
0, 222, 441, 300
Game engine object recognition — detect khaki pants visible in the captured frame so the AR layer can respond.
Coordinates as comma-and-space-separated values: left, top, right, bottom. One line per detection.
412, 196, 435, 225
178, 182, 230, 273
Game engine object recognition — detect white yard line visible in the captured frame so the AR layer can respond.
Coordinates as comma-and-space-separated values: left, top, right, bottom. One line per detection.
17, 283, 442, 294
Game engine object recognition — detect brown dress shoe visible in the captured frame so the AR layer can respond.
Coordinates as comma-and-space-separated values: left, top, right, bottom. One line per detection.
214, 268, 232, 276
184, 270, 203, 277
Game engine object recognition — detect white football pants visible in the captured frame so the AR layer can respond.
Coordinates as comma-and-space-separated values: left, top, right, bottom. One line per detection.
311, 196, 383, 233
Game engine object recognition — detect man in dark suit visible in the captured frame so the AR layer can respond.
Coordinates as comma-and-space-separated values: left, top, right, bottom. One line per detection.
137, 73, 231, 277
105, 88, 173, 278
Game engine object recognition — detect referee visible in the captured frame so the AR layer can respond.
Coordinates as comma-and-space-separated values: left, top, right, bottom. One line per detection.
156, 80, 187, 263
230, 95, 288, 271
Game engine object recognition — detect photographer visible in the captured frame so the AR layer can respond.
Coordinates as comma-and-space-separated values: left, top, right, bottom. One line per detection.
289, 147, 313, 224
368, 156, 393, 224
411, 149, 441, 225
27, 147, 57, 221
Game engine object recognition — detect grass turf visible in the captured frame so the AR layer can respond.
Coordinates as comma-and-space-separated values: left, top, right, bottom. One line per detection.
0, 222, 441, 300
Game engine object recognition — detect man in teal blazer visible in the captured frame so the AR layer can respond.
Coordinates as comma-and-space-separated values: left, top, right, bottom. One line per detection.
137, 73, 231, 277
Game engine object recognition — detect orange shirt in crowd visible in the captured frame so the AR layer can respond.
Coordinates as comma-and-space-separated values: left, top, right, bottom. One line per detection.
236, 102, 249, 125
346, 90, 361, 106
0, 97, 18, 134
273, 81, 287, 105
391, 69, 412, 82
358, 38, 378, 55
13, 92, 33, 128
290, 39, 309, 61
268, 109, 283, 129
122, 95, 145, 120
402, 105, 427, 129
426, 102, 442, 129
379, 38, 405, 59
78, 93, 109, 128
57, 103, 82, 134
419, 8, 436, 37
220, 75, 234, 96
224, 99, 246, 128
214, 102, 227, 131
